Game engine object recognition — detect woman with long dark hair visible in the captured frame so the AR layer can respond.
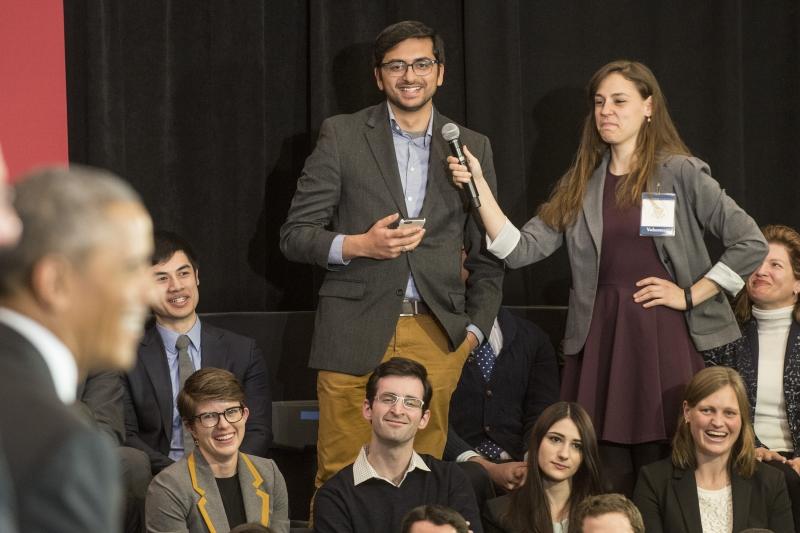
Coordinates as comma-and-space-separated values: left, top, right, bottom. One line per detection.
450, 59, 767, 493
483, 402, 604, 533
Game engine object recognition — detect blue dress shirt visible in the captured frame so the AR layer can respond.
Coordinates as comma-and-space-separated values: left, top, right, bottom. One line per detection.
156, 319, 202, 461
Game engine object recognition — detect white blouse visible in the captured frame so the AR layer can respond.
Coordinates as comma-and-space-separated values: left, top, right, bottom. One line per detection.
697, 484, 732, 533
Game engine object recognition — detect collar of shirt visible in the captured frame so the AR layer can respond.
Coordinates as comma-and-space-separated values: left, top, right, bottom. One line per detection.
387, 102, 433, 145
0, 307, 78, 404
352, 444, 431, 487
156, 317, 202, 355
488, 317, 503, 355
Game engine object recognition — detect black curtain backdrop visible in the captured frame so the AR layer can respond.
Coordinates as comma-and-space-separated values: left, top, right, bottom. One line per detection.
63, 1, 800, 313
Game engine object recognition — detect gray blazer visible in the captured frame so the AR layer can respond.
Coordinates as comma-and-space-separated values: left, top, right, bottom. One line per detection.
505, 154, 767, 353
280, 103, 504, 375
145, 451, 289, 533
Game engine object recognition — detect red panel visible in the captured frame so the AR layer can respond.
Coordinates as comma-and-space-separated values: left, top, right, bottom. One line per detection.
0, 0, 68, 181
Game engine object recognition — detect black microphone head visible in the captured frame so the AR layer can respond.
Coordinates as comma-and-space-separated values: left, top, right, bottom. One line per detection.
441, 123, 460, 142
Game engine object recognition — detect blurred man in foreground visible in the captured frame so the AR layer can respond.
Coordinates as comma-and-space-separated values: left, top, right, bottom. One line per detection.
0, 165, 154, 532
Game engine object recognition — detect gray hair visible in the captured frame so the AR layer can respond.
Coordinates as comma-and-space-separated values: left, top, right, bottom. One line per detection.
0, 165, 142, 294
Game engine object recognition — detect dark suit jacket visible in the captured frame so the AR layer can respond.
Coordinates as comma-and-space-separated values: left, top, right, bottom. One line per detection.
0, 445, 17, 533
445, 308, 559, 461
0, 323, 119, 532
704, 319, 800, 454
123, 321, 272, 473
280, 103, 504, 375
481, 494, 514, 533
633, 457, 794, 532
77, 370, 125, 445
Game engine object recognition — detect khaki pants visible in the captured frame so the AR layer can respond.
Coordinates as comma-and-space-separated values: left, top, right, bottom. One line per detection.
314, 315, 472, 487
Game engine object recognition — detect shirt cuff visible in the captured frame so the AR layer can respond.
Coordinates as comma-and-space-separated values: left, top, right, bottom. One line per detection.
486, 219, 521, 260
457, 450, 481, 463
327, 234, 351, 268
466, 324, 485, 347
704, 261, 745, 296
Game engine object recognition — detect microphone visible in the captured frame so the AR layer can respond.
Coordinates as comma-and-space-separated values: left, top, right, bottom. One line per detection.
442, 123, 481, 208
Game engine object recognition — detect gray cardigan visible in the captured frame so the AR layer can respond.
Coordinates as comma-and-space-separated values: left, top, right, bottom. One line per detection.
501, 154, 767, 353
145, 451, 289, 533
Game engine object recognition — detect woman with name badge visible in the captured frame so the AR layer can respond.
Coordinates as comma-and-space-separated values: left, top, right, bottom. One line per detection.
449, 59, 767, 495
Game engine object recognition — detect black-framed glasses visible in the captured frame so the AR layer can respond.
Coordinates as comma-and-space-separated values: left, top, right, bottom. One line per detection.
379, 58, 439, 77
192, 405, 245, 428
377, 392, 425, 410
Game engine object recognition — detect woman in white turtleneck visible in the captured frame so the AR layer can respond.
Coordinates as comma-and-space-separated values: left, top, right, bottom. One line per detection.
704, 223, 800, 530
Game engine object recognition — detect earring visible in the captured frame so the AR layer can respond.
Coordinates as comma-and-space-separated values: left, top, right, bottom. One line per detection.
647, 116, 652, 123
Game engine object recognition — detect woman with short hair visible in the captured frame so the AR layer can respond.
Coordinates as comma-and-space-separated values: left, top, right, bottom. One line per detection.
145, 368, 289, 533
705, 223, 800, 529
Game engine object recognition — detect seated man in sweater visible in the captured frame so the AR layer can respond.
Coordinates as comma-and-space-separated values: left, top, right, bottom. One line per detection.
313, 357, 482, 533
446, 307, 560, 492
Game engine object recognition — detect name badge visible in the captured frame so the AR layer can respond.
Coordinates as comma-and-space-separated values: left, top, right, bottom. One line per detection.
640, 192, 676, 237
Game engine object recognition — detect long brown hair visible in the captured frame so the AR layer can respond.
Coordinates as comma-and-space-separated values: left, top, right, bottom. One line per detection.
538, 60, 691, 231
671, 366, 757, 478
734, 224, 800, 323
505, 402, 604, 533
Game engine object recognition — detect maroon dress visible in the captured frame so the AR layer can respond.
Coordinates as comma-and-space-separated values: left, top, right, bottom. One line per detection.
560, 171, 704, 444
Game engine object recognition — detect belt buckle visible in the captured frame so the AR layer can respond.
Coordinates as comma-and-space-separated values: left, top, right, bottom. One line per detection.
399, 298, 418, 317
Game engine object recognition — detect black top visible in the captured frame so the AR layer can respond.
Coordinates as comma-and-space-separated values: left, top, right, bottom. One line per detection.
313, 454, 482, 533
215, 473, 247, 529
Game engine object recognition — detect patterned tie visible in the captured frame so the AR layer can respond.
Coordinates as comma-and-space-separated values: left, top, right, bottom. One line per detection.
473, 341, 503, 460
176, 335, 194, 454
476, 439, 504, 461
473, 341, 497, 382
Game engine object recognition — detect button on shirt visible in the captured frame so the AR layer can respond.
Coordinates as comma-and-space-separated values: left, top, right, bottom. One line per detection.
156, 319, 202, 461
388, 104, 431, 301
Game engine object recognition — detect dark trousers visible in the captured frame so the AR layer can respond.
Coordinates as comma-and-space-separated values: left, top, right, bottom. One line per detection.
119, 446, 152, 533
600, 441, 670, 497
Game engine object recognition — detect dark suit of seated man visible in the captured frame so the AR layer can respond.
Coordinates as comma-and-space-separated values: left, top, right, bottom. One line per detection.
79, 370, 152, 533
314, 358, 483, 533
446, 308, 560, 492
123, 231, 272, 474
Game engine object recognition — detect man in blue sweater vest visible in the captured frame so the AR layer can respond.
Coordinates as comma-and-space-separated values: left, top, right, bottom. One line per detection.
313, 357, 482, 533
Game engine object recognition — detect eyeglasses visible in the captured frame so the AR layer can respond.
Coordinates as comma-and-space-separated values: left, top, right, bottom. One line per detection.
377, 392, 425, 410
379, 58, 439, 77
192, 405, 245, 428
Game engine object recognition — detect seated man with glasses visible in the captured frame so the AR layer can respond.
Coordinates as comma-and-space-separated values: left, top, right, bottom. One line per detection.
314, 357, 483, 533
145, 368, 289, 533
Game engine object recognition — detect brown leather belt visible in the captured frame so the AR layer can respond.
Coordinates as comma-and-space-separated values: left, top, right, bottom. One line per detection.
399, 298, 431, 316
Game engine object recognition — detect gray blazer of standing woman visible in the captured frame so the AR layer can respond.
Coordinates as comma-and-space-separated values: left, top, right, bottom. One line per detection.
450, 59, 767, 495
